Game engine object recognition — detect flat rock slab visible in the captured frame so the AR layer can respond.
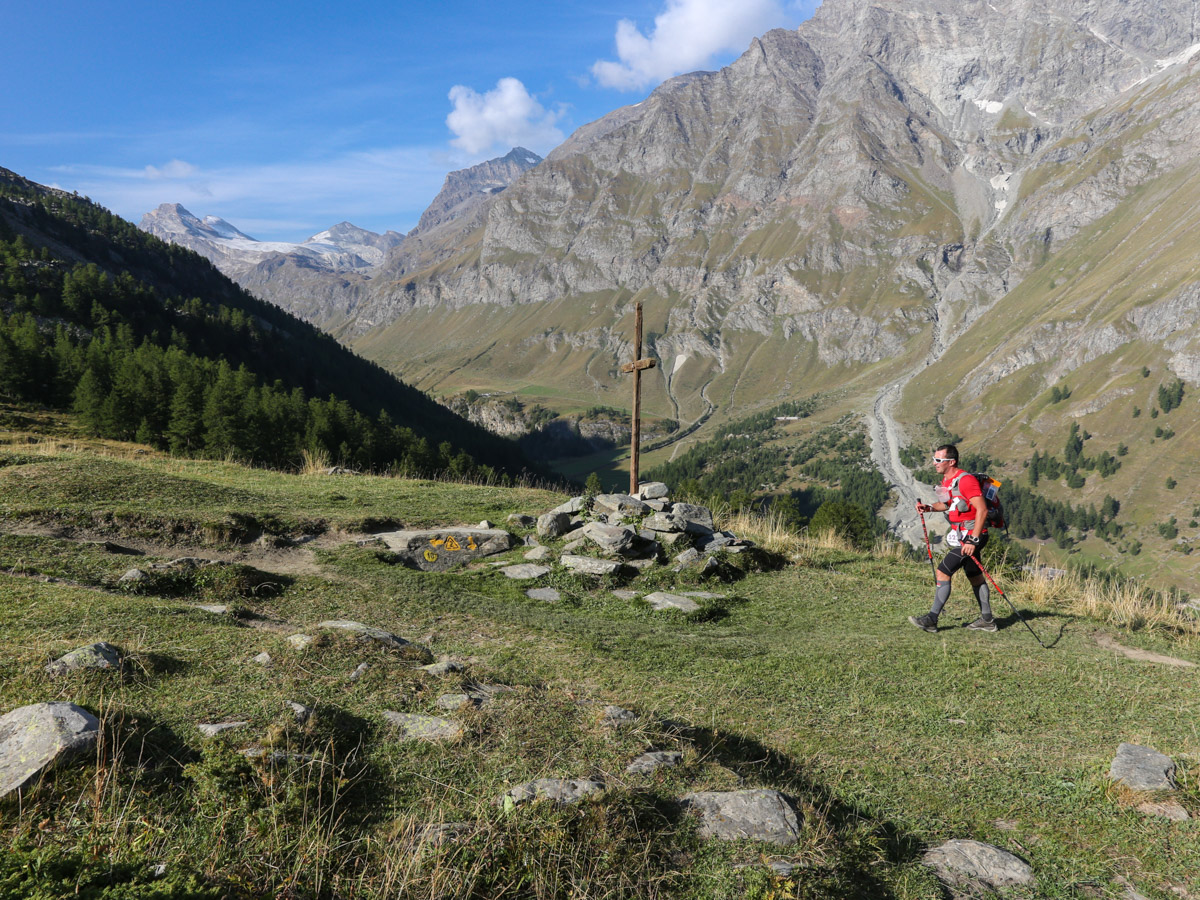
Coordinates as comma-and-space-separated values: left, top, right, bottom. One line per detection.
198, 721, 250, 738
526, 587, 561, 602
626, 751, 682, 775
922, 840, 1034, 888
644, 592, 700, 613
45, 642, 123, 676
669, 503, 715, 534
636, 482, 670, 500
612, 589, 641, 600
0, 702, 100, 799
599, 705, 637, 727
593, 493, 650, 516
1138, 799, 1189, 821
523, 546, 551, 561
1110, 743, 1177, 790
383, 712, 461, 741
502, 777, 604, 807
377, 528, 515, 571
549, 497, 587, 515
501, 564, 550, 580
561, 555, 621, 576
420, 659, 465, 676
681, 789, 801, 845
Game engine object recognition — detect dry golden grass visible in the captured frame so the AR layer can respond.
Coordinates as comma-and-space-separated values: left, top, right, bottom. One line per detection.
720, 508, 859, 560
299, 448, 333, 475
1017, 558, 1199, 640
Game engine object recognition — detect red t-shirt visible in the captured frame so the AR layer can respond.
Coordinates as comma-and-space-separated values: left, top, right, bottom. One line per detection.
943, 470, 983, 527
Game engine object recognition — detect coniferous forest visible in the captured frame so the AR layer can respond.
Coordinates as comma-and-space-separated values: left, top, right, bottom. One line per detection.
0, 168, 537, 480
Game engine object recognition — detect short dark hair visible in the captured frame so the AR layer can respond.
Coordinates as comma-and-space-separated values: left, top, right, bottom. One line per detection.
935, 443, 959, 461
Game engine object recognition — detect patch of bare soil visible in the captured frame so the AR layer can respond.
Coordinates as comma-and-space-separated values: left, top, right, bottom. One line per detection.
1093, 632, 1197, 668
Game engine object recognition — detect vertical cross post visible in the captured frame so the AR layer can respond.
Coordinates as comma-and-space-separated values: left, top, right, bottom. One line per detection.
620, 300, 656, 495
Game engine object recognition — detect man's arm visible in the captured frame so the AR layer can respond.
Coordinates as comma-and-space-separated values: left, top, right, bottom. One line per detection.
963, 495, 987, 555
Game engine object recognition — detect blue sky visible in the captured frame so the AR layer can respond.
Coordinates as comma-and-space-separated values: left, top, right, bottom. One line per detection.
3, 0, 819, 241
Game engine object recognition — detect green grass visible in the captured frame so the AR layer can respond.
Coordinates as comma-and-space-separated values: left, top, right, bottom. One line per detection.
1, 432, 1198, 898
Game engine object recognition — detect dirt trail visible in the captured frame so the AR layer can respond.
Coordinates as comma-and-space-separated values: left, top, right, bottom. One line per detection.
3, 521, 371, 579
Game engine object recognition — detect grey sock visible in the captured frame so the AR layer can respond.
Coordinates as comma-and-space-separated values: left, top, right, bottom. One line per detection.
931, 581, 951, 616
973, 582, 992, 619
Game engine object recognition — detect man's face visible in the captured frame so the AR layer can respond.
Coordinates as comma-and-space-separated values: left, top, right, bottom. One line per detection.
932, 453, 955, 477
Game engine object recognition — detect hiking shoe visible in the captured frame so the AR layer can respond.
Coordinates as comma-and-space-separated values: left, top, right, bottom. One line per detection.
908, 613, 938, 633
966, 616, 998, 632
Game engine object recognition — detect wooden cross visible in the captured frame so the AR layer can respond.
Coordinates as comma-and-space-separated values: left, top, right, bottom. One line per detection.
620, 300, 657, 495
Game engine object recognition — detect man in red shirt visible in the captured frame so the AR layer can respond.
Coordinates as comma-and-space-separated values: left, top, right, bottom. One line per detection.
908, 444, 997, 633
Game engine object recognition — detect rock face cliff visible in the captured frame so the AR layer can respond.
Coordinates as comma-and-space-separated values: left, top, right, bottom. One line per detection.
349, 0, 1199, 412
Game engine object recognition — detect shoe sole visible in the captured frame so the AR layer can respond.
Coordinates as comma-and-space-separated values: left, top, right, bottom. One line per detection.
907, 616, 937, 633
966, 623, 998, 632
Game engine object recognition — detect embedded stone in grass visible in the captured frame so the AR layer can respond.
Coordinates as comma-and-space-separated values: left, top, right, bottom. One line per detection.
383, 712, 462, 742
251, 652, 272, 666
118, 568, 149, 584
436, 693, 478, 710
286, 633, 314, 650
626, 751, 682, 774
0, 702, 99, 799
197, 721, 250, 738
348, 663, 369, 681
680, 789, 801, 845
1109, 743, 1177, 791
194, 603, 232, 615
1137, 799, 1189, 821
420, 659, 465, 676
501, 564, 550, 580
526, 587, 561, 602
465, 683, 515, 704
644, 592, 700, 613
598, 705, 637, 727
612, 589, 640, 600
315, 620, 433, 662
922, 839, 1034, 888
377, 528, 516, 571
674, 548, 701, 568
561, 555, 621, 576
501, 777, 604, 807
523, 545, 551, 561
286, 701, 313, 724
45, 642, 123, 676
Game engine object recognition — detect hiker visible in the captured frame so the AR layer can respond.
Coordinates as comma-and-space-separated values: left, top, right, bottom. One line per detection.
908, 444, 997, 633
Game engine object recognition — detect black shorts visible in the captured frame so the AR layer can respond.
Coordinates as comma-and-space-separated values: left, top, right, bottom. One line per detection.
938, 532, 989, 578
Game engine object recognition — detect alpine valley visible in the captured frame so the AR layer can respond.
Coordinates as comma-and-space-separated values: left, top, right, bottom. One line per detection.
144, 0, 1200, 590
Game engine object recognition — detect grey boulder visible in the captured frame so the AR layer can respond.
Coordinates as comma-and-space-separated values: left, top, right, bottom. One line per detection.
561, 555, 622, 576
592, 493, 650, 516
922, 839, 1034, 888
0, 702, 100, 799
537, 512, 574, 538
1110, 742, 1177, 791
626, 751, 682, 775
580, 522, 637, 556
45, 642, 123, 676
681, 789, 801, 845
383, 712, 462, 741
644, 592, 700, 613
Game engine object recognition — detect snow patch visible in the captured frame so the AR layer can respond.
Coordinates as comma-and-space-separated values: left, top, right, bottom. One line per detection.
672, 354, 688, 374
990, 174, 1012, 192
1156, 42, 1200, 70
972, 99, 1004, 114
994, 199, 1008, 213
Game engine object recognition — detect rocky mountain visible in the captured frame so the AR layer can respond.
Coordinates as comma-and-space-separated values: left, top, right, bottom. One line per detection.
339, 0, 1200, 586
138, 149, 542, 330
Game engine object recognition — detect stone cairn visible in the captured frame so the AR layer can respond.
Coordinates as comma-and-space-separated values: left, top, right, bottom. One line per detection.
374, 482, 756, 610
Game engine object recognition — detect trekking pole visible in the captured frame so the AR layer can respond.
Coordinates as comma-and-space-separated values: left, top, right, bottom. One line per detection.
916, 504, 938, 584
971, 552, 1051, 649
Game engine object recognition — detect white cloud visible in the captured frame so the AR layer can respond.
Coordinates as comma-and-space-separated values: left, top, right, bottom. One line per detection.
592, 0, 793, 91
50, 148, 452, 241
143, 159, 198, 179
445, 77, 564, 157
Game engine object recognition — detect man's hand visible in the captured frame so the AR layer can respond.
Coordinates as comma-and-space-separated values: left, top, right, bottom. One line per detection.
916, 502, 931, 513
962, 541, 976, 557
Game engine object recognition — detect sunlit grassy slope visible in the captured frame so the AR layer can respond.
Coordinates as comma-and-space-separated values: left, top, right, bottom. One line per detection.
2, 415, 1198, 898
